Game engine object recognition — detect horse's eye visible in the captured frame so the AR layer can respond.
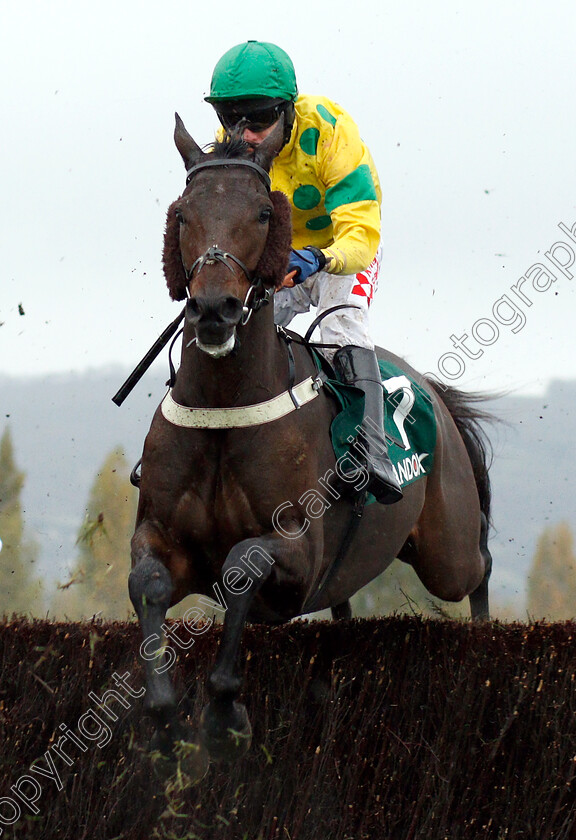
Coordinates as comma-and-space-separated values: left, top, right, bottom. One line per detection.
258, 208, 272, 224
174, 208, 185, 224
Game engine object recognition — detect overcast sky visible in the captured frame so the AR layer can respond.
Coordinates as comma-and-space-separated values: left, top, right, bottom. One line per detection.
1, 0, 575, 396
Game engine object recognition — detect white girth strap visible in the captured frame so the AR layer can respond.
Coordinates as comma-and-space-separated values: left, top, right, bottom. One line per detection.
161, 376, 322, 429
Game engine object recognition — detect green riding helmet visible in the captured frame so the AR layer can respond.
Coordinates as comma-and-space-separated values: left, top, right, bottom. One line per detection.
205, 40, 298, 103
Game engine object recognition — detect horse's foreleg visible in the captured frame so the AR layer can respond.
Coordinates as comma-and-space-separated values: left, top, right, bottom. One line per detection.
468, 512, 492, 620
200, 537, 276, 762
331, 600, 352, 620
129, 525, 181, 749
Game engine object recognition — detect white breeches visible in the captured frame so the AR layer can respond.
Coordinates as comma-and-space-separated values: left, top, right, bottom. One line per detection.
273, 245, 382, 361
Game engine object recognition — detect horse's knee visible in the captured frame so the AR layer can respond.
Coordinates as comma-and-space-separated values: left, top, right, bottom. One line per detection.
433, 583, 470, 603
440, 569, 486, 603
129, 558, 177, 718
419, 556, 485, 604
221, 542, 275, 592
129, 558, 173, 613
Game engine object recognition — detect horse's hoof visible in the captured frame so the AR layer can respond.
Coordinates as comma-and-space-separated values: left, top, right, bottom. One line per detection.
199, 701, 252, 763
150, 742, 210, 784
149, 726, 210, 783
174, 739, 210, 783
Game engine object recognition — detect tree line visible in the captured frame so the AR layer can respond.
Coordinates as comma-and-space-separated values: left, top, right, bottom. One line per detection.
1, 426, 575, 622
0, 428, 135, 620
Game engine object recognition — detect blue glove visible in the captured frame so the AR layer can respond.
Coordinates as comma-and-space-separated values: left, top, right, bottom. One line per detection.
287, 247, 327, 284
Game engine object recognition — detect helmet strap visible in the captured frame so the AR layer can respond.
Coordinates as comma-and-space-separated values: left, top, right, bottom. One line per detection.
282, 101, 296, 147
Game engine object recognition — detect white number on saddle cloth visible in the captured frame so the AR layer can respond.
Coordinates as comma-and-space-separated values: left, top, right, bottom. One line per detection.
381, 376, 415, 451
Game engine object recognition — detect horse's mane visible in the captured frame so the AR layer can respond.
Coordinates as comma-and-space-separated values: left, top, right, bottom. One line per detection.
163, 138, 292, 301
209, 134, 253, 159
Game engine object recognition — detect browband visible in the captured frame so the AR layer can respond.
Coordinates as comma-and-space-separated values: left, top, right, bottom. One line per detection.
185, 158, 271, 191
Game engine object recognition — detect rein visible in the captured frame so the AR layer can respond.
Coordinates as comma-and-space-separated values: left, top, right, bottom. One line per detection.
112, 307, 186, 406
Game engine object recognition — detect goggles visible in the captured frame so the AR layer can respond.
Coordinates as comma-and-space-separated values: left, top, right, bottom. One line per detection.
217, 102, 285, 133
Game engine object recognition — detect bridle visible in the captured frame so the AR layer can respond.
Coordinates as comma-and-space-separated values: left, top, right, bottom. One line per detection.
111, 156, 274, 406
183, 157, 274, 325
185, 157, 271, 190
183, 245, 272, 326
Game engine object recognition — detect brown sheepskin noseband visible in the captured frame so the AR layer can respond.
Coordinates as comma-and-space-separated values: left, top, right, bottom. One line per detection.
163, 190, 292, 302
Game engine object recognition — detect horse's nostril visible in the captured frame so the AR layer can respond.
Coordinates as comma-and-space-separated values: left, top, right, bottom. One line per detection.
186, 299, 202, 322
220, 297, 243, 322
186, 295, 242, 327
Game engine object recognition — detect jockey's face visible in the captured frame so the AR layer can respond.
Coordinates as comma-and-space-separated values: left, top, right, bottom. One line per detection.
242, 120, 280, 147
215, 99, 285, 148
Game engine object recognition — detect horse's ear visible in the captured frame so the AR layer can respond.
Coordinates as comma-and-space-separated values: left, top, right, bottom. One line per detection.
253, 114, 285, 172
163, 201, 188, 300
174, 112, 204, 170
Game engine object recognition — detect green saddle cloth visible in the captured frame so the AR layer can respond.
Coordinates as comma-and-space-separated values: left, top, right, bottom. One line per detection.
324, 358, 437, 492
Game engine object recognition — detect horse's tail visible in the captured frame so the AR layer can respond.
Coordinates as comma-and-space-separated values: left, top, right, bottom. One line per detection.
426, 379, 496, 525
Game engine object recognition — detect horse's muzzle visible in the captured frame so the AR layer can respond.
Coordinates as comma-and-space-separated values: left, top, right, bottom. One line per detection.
186, 295, 244, 357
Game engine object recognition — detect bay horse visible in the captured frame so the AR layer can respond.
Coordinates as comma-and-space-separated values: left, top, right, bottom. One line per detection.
128, 115, 493, 766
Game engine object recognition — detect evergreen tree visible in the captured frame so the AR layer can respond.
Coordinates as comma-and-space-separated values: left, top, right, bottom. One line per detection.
52, 448, 137, 620
527, 521, 576, 621
0, 427, 42, 615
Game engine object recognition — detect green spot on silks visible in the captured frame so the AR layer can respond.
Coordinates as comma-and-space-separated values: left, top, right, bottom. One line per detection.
324, 165, 378, 213
305, 215, 332, 231
293, 184, 322, 210
299, 127, 320, 156
316, 104, 337, 126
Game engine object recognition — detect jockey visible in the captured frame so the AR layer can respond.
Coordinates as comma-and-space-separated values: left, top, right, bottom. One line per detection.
205, 40, 402, 505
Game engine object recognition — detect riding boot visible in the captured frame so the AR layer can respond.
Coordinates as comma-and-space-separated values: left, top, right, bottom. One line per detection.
333, 345, 403, 505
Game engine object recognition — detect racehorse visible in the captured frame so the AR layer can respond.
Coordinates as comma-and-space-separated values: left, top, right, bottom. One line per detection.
128, 114, 493, 765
